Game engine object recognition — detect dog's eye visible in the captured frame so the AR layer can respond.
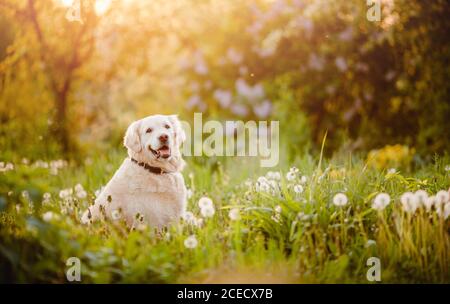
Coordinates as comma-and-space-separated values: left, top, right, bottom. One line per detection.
146, 128, 153, 133
164, 124, 170, 129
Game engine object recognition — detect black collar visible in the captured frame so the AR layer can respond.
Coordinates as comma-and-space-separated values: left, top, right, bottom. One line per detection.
130, 158, 167, 174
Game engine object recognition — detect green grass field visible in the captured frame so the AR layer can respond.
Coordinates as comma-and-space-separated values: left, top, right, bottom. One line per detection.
0, 150, 449, 283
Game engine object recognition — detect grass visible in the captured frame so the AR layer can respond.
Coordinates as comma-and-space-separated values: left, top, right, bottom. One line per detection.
0, 149, 449, 283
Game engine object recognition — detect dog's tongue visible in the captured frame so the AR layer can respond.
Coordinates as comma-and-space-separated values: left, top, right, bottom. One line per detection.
158, 146, 170, 158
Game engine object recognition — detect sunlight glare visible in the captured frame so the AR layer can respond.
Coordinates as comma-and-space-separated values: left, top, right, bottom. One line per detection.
61, 0, 74, 7
95, 0, 112, 16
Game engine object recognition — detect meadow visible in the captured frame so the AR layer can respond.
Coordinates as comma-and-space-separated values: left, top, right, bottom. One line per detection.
1, 0, 449, 284
1, 148, 449, 283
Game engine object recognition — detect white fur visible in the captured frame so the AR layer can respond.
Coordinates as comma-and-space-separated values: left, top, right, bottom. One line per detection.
81, 115, 187, 229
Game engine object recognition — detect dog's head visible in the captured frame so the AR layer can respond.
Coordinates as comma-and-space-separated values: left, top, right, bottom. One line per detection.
124, 115, 186, 170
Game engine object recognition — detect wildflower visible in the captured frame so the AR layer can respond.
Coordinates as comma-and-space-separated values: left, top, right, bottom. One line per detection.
213, 89, 232, 108
42, 211, 55, 222
184, 235, 198, 249
435, 190, 449, 207
42, 192, 51, 202
198, 196, 213, 209
335, 57, 347, 72
111, 209, 121, 220
59, 188, 73, 199
444, 165, 450, 172
266, 171, 280, 180
365, 239, 376, 248
253, 100, 272, 119
286, 171, 296, 181
76, 190, 87, 199
332, 193, 348, 207
200, 205, 215, 218
182, 211, 196, 225
300, 176, 307, 184
400, 192, 419, 213
387, 168, 397, 174
226, 47, 243, 64
372, 193, 390, 211
444, 203, 450, 220
228, 208, 241, 221
230, 103, 249, 117
293, 185, 304, 194
194, 218, 204, 228
74, 184, 84, 193
414, 190, 428, 207
274, 205, 282, 213
424, 196, 435, 211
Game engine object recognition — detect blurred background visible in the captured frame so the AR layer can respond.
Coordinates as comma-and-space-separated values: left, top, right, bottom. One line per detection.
0, 0, 449, 161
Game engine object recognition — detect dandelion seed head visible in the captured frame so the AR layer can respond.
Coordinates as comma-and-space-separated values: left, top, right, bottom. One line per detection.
200, 205, 215, 218
414, 190, 428, 206
184, 235, 198, 249
365, 239, 376, 248
228, 208, 241, 221
424, 195, 435, 211
182, 211, 195, 223
400, 192, 418, 213
42, 211, 55, 222
293, 184, 304, 194
332, 193, 348, 207
373, 193, 390, 211
435, 190, 449, 205
198, 196, 213, 209
286, 171, 296, 181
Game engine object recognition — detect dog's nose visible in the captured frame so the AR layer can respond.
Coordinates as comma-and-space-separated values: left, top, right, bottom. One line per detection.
159, 134, 168, 143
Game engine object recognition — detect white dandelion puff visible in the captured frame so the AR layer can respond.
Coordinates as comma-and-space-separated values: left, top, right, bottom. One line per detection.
435, 190, 449, 206
365, 239, 376, 248
266, 171, 281, 180
228, 208, 241, 221
424, 196, 435, 211
200, 205, 215, 218
444, 202, 450, 220
42, 211, 55, 222
274, 205, 282, 213
182, 211, 196, 225
414, 190, 428, 207
286, 171, 296, 181
400, 192, 419, 213
300, 176, 307, 184
74, 184, 84, 193
76, 190, 87, 199
333, 193, 348, 207
387, 168, 397, 174
293, 185, 304, 194
372, 193, 390, 211
184, 235, 198, 249
198, 196, 213, 209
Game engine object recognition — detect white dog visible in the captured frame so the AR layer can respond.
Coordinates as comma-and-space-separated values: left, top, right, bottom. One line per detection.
81, 114, 187, 229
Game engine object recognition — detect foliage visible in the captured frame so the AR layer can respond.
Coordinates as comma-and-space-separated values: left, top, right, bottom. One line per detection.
0, 151, 449, 283
1, 0, 449, 157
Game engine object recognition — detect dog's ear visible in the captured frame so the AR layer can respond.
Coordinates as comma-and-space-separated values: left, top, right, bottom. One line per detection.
124, 120, 142, 152
168, 115, 186, 147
